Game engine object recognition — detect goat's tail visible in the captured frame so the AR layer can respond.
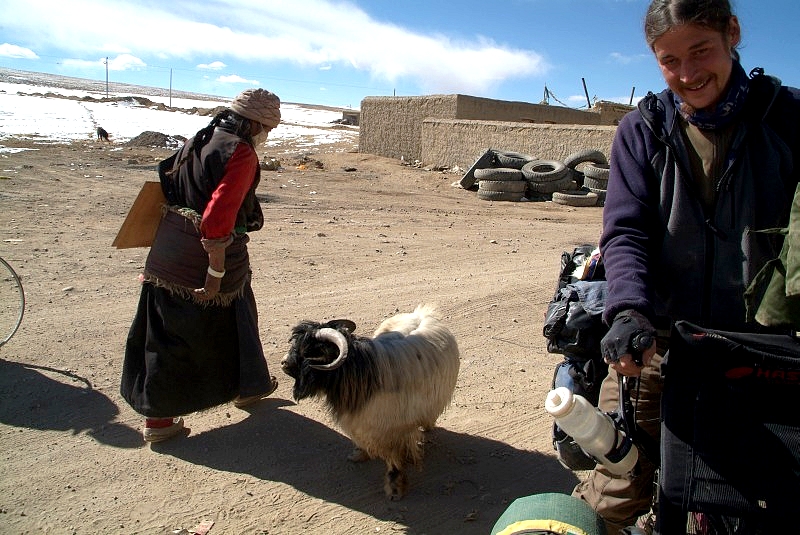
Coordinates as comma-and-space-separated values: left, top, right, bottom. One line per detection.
412, 303, 439, 319
373, 303, 440, 337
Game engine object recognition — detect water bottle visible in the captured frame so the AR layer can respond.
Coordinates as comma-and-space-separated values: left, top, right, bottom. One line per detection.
545, 386, 638, 475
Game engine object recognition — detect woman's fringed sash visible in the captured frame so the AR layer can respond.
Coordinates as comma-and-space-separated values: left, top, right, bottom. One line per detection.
142, 206, 250, 306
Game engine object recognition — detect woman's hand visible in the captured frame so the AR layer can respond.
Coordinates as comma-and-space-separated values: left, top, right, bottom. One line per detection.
194, 251, 225, 301
194, 272, 222, 300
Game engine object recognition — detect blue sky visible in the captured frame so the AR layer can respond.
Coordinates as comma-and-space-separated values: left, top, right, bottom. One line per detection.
1, 0, 798, 109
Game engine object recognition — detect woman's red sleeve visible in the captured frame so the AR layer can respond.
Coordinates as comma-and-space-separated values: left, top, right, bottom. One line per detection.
200, 143, 258, 239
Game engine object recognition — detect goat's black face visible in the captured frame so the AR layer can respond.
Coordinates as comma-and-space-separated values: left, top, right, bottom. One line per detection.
281, 319, 356, 400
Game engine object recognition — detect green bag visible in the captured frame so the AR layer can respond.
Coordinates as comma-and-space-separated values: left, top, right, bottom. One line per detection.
745, 181, 800, 329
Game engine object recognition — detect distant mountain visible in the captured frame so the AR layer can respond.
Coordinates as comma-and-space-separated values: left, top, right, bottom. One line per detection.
0, 67, 225, 102
0, 67, 351, 112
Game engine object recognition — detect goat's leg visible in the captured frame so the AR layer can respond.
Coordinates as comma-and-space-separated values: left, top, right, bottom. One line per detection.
384, 461, 407, 501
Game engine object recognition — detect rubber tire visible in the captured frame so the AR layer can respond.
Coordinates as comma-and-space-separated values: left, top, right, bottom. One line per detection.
587, 187, 607, 206
563, 149, 607, 169
583, 176, 608, 190
494, 150, 536, 169
478, 179, 527, 193
569, 168, 585, 188
474, 167, 524, 181
521, 159, 569, 182
459, 148, 495, 189
560, 179, 579, 191
552, 189, 599, 207
583, 162, 610, 181
477, 189, 523, 202
527, 175, 575, 194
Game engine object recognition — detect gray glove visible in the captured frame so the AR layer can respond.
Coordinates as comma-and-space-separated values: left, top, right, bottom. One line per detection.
601, 309, 656, 366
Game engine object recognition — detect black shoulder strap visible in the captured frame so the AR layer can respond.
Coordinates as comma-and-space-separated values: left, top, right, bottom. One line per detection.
744, 68, 780, 123
747, 68, 800, 193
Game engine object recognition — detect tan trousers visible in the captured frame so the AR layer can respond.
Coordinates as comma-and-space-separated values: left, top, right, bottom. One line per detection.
572, 354, 664, 534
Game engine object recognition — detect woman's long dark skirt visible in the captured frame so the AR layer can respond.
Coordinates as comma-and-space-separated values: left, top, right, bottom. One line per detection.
121, 280, 272, 417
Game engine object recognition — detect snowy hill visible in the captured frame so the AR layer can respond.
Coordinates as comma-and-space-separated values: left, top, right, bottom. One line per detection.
0, 67, 358, 151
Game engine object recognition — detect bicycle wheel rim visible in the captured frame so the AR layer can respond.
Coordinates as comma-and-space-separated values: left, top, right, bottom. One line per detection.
0, 256, 25, 347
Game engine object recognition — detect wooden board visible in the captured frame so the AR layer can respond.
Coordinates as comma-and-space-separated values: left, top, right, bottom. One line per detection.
112, 181, 166, 248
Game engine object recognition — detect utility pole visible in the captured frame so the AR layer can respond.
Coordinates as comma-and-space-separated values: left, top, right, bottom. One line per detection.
629, 86, 636, 105
169, 68, 173, 108
104, 57, 109, 98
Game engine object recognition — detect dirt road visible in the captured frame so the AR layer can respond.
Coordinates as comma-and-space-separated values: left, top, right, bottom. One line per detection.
0, 134, 603, 534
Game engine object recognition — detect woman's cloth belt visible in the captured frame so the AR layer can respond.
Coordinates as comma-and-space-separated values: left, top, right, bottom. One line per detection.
143, 208, 250, 306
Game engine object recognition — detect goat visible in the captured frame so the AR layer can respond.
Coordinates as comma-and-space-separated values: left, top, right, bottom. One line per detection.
281, 304, 460, 500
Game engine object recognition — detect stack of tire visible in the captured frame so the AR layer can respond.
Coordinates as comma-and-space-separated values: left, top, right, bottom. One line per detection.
472, 150, 536, 202
546, 149, 609, 207
520, 159, 577, 201
459, 148, 609, 206
581, 162, 610, 206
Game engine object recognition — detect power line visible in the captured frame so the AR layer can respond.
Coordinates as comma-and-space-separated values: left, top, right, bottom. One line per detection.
542, 85, 571, 108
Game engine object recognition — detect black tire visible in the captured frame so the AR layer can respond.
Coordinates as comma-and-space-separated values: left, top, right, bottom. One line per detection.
459, 148, 495, 189
474, 167, 524, 181
552, 189, 599, 207
583, 162, 610, 181
494, 150, 536, 169
527, 175, 575, 194
477, 189, 523, 202
478, 179, 527, 193
583, 176, 608, 190
563, 149, 608, 169
570, 168, 585, 188
559, 179, 579, 191
521, 159, 569, 182
587, 186, 607, 206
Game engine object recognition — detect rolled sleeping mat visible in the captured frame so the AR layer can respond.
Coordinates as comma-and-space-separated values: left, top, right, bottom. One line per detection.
491, 493, 607, 535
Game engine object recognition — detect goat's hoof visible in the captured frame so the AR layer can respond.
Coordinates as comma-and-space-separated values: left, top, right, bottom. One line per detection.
384, 467, 407, 500
347, 447, 370, 463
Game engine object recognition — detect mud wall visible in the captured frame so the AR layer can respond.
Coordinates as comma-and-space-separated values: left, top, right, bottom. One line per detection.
421, 119, 617, 170
359, 94, 628, 164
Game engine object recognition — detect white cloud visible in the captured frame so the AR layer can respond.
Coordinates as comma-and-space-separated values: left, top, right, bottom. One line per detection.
0, 43, 38, 59
2, 0, 549, 95
60, 54, 146, 72
61, 58, 106, 69
567, 95, 589, 105
216, 74, 259, 85
609, 52, 649, 65
107, 54, 147, 71
198, 61, 227, 70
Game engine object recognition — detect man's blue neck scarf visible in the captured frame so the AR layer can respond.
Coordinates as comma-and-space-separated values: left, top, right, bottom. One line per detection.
672, 60, 749, 130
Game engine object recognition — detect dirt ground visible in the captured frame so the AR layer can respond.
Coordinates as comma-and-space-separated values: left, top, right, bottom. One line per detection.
0, 130, 605, 534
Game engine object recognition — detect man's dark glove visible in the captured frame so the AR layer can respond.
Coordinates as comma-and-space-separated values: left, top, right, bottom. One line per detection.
601, 309, 656, 366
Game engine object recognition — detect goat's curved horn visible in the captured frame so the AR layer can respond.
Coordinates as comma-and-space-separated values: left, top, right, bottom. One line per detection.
309, 327, 349, 370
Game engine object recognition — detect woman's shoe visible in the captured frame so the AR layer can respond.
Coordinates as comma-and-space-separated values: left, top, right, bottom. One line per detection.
143, 417, 184, 443
233, 376, 279, 408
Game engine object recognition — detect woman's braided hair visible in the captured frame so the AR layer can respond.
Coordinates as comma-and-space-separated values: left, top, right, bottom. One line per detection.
164, 109, 254, 177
